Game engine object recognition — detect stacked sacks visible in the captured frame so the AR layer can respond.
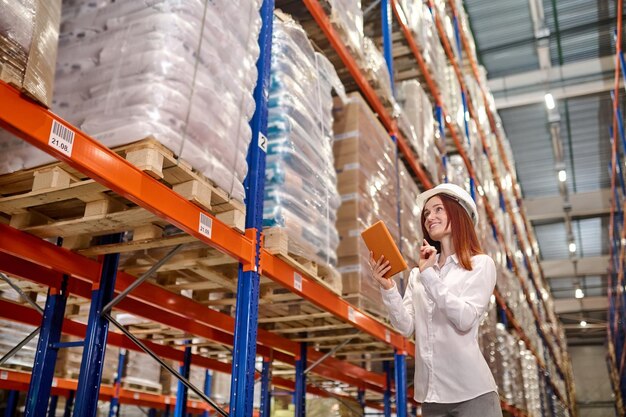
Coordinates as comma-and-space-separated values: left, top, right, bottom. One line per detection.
1, 0, 262, 203
264, 15, 345, 279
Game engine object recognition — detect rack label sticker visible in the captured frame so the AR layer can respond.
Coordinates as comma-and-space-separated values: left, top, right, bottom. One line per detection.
198, 212, 213, 239
385, 329, 391, 343
258, 132, 268, 152
165, 397, 171, 405
348, 306, 355, 322
52, 378, 58, 387
0, 371, 6, 380
191, 402, 197, 408
133, 393, 140, 399
48, 120, 75, 157
294, 272, 303, 292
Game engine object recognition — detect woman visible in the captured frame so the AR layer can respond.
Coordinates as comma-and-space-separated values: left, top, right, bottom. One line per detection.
369, 183, 501, 417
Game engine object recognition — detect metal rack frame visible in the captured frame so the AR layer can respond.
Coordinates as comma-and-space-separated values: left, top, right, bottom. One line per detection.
0, 1, 574, 416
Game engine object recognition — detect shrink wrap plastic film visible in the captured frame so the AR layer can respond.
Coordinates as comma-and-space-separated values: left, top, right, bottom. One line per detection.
264, 16, 345, 272
333, 93, 399, 305
0, 319, 38, 369
327, 0, 363, 54
1, 0, 262, 203
399, 163, 422, 269
395, 80, 442, 182
123, 349, 162, 392
0, 0, 61, 106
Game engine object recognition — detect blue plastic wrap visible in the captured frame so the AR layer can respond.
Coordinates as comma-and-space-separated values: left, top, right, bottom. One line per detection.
264, 16, 345, 272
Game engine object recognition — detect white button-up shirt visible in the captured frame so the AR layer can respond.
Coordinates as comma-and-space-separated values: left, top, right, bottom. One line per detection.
381, 253, 498, 403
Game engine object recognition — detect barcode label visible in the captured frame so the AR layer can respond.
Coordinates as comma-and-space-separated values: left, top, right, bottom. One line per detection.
0, 371, 7, 380
258, 132, 268, 152
385, 329, 391, 343
133, 393, 139, 399
294, 272, 303, 292
348, 306, 355, 322
48, 120, 75, 157
198, 213, 212, 238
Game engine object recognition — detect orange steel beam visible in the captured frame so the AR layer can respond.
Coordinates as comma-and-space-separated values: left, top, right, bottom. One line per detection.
0, 224, 390, 392
0, 78, 414, 354
302, 0, 434, 189
426, 2, 566, 378
445, 1, 564, 342
261, 249, 415, 355
392, 0, 550, 345
428, 1, 550, 306
391, 3, 568, 395
1, 299, 388, 408
0, 81, 254, 268
0, 369, 217, 414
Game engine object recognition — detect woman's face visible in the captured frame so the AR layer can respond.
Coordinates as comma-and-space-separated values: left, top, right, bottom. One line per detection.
423, 196, 451, 241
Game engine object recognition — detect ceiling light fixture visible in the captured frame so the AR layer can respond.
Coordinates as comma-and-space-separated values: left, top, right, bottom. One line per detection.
569, 242, 576, 253
580, 320, 587, 327
544, 93, 556, 110
575, 287, 584, 299
558, 170, 567, 182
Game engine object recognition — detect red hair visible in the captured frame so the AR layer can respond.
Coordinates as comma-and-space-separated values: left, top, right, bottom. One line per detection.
421, 194, 483, 271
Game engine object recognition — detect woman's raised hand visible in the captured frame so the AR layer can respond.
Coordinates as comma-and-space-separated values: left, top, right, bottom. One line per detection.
368, 251, 394, 290
419, 239, 437, 271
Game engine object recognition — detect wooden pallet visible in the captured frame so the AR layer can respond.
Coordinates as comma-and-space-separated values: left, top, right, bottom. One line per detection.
121, 380, 163, 395
263, 227, 343, 295
0, 138, 246, 250
342, 293, 390, 323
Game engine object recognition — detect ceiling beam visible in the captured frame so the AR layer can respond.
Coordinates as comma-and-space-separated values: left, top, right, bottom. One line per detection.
488, 55, 615, 93
494, 77, 623, 109
553, 296, 608, 313
524, 189, 611, 222
541, 256, 610, 278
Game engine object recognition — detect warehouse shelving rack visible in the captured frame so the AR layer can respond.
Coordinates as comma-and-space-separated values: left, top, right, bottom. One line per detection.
608, 0, 626, 413
0, 1, 571, 417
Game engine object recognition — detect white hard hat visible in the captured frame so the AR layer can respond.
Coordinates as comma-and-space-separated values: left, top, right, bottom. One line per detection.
416, 183, 479, 226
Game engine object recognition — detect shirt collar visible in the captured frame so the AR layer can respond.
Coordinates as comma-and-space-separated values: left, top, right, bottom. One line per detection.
435, 253, 459, 265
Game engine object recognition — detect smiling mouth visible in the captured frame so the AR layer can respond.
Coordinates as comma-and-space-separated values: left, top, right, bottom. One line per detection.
429, 223, 440, 231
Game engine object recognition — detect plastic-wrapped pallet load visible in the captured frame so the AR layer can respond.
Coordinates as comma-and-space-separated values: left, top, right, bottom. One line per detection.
327, 0, 364, 54
264, 15, 344, 280
398, 163, 422, 270
0, 0, 61, 107
123, 349, 162, 393
520, 348, 542, 417
0, 319, 38, 370
395, 80, 443, 183
0, 0, 261, 204
307, 396, 363, 417
333, 92, 399, 314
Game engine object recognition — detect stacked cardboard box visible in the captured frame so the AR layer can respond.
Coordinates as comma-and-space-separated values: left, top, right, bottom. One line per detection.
333, 93, 399, 312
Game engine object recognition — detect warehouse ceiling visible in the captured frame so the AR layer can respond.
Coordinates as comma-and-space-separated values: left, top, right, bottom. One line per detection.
464, 0, 624, 345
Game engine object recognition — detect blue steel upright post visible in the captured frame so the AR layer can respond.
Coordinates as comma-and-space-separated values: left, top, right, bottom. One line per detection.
383, 361, 392, 417
259, 357, 272, 417
201, 370, 213, 417
394, 351, 408, 417
452, 15, 475, 199
4, 390, 19, 417
72, 233, 123, 417
174, 344, 192, 417
294, 342, 307, 417
24, 276, 69, 417
48, 395, 59, 417
228, 0, 273, 415
108, 348, 127, 417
